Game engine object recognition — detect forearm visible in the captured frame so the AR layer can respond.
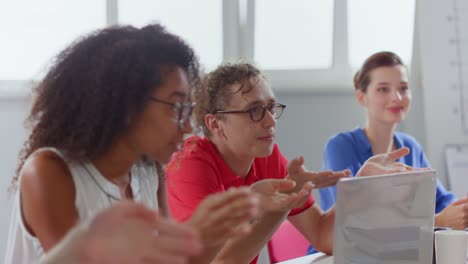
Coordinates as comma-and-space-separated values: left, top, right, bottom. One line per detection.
288, 204, 334, 255
316, 207, 335, 254
212, 211, 289, 264
39, 225, 88, 264
188, 244, 225, 264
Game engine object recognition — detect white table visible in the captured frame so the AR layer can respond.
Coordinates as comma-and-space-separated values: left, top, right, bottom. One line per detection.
276, 253, 333, 264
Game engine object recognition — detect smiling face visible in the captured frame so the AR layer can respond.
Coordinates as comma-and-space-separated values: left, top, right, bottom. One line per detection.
210, 77, 278, 159
357, 65, 411, 125
125, 67, 193, 164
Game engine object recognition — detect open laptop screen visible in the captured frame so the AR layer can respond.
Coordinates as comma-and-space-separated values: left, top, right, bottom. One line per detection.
333, 170, 437, 264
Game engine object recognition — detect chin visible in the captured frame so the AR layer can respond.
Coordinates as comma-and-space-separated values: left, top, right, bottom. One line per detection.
151, 151, 172, 164
254, 145, 274, 158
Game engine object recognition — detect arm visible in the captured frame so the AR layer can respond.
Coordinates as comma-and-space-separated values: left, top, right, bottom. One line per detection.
20, 150, 78, 251
288, 204, 335, 254
40, 202, 202, 264
319, 135, 359, 211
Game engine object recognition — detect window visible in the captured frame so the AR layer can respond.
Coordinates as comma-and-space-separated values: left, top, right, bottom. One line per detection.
0, 0, 105, 80
254, 0, 334, 70
347, 0, 416, 69
118, 0, 223, 70
0, 0, 416, 94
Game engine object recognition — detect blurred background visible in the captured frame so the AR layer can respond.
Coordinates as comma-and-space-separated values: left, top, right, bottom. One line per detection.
1, 0, 467, 261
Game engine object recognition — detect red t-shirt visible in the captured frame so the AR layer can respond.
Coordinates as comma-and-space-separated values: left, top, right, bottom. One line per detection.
166, 136, 314, 264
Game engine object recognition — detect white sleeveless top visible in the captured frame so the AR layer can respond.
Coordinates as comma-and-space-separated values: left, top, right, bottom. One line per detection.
4, 148, 159, 264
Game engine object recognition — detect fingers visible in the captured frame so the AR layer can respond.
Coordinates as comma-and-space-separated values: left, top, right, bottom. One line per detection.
287, 156, 305, 175
190, 189, 260, 246
202, 187, 254, 211
119, 202, 159, 223
299, 170, 348, 188
270, 179, 297, 193
451, 197, 468, 206
386, 147, 410, 161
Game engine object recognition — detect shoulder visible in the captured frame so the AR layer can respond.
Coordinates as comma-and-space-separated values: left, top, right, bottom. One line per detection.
19, 149, 77, 247
167, 135, 220, 177
20, 149, 75, 195
325, 129, 360, 152
394, 131, 424, 150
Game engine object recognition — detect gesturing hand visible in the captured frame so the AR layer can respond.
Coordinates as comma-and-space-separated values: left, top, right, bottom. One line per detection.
84, 202, 202, 264
188, 187, 260, 247
356, 147, 414, 177
287, 156, 350, 191
250, 179, 314, 212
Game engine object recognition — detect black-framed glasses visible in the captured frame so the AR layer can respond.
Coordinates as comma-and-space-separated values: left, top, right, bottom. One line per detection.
215, 103, 286, 122
150, 97, 195, 129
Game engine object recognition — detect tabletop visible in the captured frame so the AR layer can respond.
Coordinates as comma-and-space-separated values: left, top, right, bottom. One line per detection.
276, 253, 333, 264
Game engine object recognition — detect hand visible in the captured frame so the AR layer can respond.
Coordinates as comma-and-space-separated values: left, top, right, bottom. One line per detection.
356, 147, 414, 177
435, 198, 468, 230
250, 179, 314, 212
287, 156, 351, 191
188, 187, 260, 247
83, 202, 202, 264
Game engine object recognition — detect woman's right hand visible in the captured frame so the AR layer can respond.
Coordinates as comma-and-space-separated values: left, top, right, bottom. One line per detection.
43, 201, 203, 264
187, 187, 260, 247
356, 147, 412, 176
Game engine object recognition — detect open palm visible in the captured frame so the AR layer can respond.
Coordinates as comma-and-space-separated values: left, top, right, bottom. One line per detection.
357, 147, 414, 177
250, 179, 313, 212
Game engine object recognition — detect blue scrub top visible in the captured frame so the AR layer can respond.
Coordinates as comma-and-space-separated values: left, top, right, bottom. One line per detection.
307, 127, 456, 255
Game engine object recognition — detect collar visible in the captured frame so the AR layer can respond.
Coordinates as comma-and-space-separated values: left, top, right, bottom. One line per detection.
83, 162, 141, 201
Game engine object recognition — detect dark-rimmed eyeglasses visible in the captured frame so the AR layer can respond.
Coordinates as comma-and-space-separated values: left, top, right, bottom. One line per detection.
215, 103, 286, 122
150, 97, 195, 129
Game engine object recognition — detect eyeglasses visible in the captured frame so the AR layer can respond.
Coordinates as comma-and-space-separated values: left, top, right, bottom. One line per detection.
215, 103, 286, 122
150, 97, 195, 129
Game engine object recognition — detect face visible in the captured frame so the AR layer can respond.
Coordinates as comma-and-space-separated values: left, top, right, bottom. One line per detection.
357, 65, 411, 125
215, 77, 278, 159
126, 67, 193, 163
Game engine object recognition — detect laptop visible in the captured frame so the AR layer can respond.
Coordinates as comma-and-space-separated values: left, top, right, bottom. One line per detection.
333, 170, 437, 264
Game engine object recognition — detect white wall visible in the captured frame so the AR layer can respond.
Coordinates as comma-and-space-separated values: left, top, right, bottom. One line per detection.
417, 0, 468, 190
0, 97, 30, 260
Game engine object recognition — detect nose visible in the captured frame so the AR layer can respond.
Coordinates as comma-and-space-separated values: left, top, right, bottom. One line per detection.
180, 119, 193, 134
392, 90, 403, 102
261, 109, 276, 128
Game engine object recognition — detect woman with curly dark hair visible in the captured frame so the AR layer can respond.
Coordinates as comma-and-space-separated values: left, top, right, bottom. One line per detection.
5, 24, 261, 264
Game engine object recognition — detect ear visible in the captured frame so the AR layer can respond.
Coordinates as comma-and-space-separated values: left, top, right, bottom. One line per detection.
355, 90, 367, 107
205, 114, 222, 135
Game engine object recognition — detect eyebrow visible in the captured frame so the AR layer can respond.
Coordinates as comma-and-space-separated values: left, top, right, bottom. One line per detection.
168, 91, 187, 100
376, 81, 408, 85
244, 98, 276, 109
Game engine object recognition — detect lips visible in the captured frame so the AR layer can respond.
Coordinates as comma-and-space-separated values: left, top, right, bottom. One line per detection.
388, 107, 403, 114
257, 135, 275, 141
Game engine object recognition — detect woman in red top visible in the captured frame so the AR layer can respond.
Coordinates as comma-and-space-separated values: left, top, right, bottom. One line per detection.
167, 62, 412, 263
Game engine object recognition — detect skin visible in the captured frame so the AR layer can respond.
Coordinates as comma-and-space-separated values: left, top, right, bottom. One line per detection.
40, 201, 202, 264
356, 65, 468, 230
20, 67, 261, 263
201, 76, 411, 263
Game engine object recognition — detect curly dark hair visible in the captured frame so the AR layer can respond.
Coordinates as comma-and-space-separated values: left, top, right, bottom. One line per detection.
13, 24, 200, 187
354, 51, 405, 92
193, 62, 265, 136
